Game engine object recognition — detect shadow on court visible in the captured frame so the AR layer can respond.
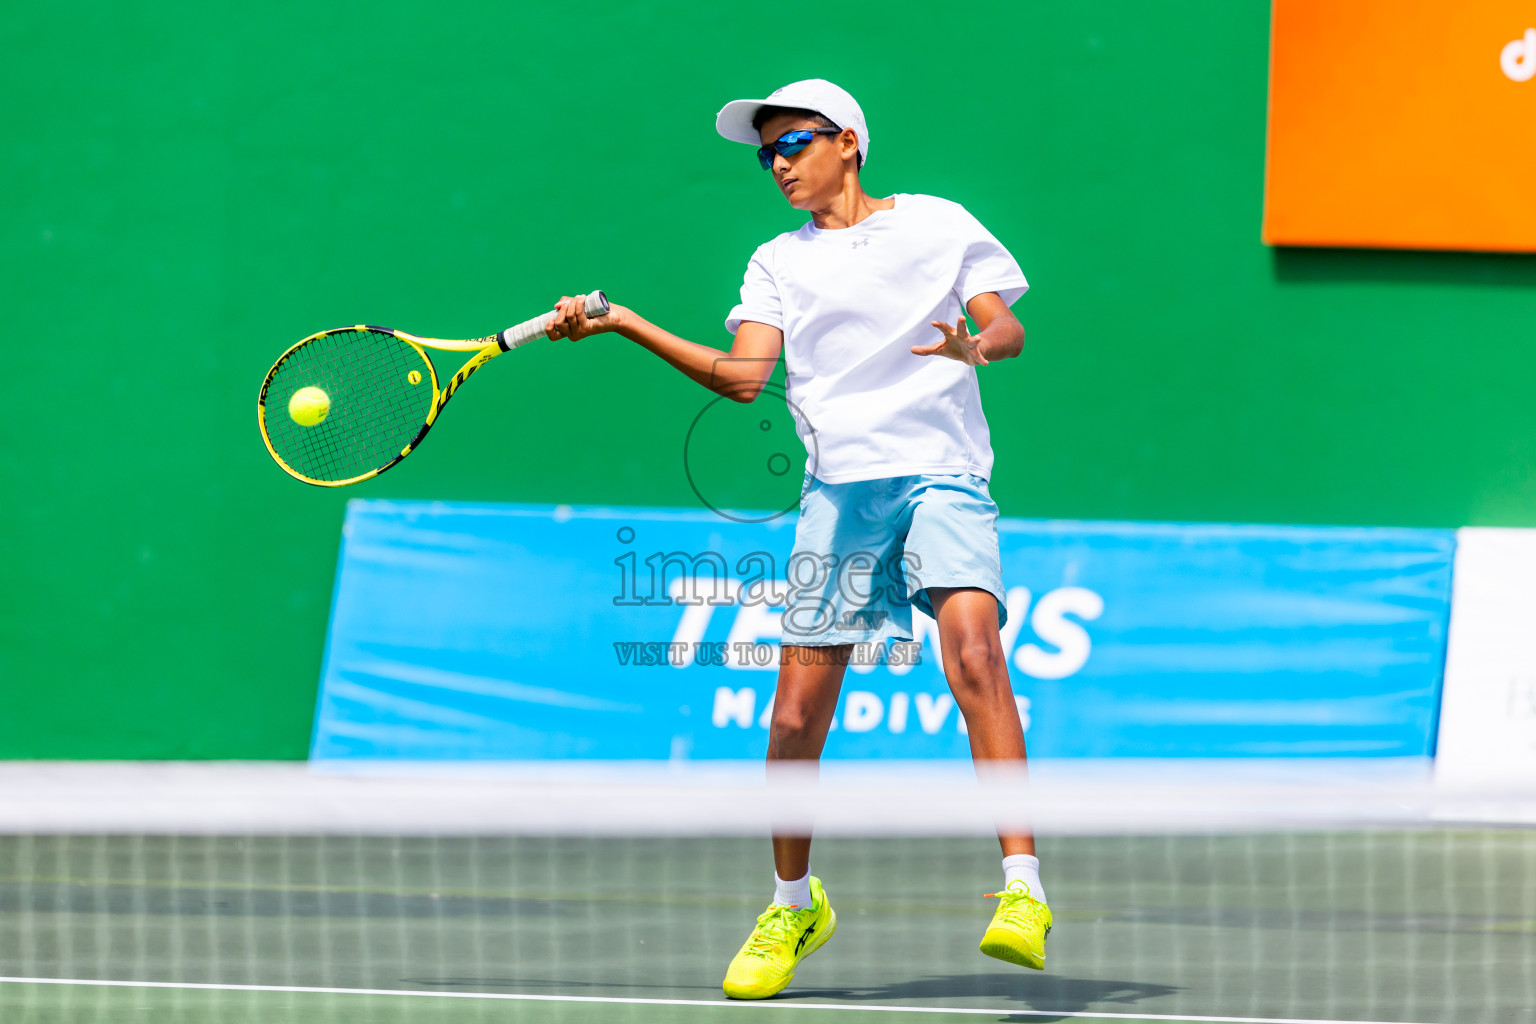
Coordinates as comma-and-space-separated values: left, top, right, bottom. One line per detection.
405, 972, 1180, 1019
790, 973, 1179, 1017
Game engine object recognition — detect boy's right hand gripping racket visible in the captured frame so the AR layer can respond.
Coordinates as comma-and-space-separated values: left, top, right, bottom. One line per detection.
257, 291, 609, 487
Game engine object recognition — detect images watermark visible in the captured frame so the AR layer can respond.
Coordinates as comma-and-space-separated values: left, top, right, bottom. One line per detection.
607, 525, 1103, 681
613, 528, 925, 643
611, 640, 924, 668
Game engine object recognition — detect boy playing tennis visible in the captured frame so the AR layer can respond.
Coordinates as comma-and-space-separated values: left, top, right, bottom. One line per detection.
545, 78, 1048, 999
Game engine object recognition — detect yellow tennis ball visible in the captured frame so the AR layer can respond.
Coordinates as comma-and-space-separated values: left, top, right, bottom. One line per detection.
288, 386, 331, 427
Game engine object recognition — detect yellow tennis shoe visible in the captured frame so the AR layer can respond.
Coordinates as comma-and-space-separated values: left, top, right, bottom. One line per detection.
979, 880, 1052, 970
722, 876, 837, 999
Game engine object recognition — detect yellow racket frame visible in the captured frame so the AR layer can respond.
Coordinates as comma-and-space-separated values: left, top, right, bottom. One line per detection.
257, 325, 503, 487
258, 292, 608, 487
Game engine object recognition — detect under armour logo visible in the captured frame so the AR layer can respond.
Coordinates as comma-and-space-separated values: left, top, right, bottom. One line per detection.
839, 608, 887, 629
851, 238, 869, 250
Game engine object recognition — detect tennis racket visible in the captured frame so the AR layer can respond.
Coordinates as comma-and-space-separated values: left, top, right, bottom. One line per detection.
258, 291, 609, 486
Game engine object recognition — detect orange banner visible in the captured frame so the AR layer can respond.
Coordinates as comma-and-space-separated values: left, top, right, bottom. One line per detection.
1264, 1, 1536, 251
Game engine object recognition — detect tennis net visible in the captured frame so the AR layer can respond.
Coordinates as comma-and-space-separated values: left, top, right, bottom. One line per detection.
1, 761, 1533, 1024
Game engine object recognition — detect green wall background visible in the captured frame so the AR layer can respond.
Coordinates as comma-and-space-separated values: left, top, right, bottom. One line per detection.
4, 1, 1534, 758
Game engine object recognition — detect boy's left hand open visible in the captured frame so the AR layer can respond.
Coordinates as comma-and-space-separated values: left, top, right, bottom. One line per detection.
912, 316, 989, 366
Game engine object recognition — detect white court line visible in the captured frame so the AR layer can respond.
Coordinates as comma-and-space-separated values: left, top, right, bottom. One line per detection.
0, 976, 1438, 1024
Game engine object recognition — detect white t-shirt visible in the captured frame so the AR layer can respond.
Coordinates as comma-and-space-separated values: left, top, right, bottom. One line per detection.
726, 193, 1027, 485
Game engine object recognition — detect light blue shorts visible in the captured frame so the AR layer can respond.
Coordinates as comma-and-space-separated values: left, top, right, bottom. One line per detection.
782, 472, 1008, 647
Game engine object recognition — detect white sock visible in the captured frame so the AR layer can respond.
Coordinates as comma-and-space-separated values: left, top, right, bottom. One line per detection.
1002, 854, 1046, 904
774, 870, 813, 908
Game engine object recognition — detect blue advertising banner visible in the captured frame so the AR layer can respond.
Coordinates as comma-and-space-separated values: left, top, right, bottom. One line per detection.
311, 501, 1456, 761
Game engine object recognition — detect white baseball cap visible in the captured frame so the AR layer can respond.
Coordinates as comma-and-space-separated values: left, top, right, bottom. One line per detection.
715, 79, 869, 166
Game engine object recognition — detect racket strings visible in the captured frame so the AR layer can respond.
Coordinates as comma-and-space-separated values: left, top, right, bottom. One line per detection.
263, 330, 435, 483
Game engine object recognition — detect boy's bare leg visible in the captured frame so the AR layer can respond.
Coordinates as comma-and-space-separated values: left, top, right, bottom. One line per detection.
767, 644, 851, 880
929, 587, 1035, 857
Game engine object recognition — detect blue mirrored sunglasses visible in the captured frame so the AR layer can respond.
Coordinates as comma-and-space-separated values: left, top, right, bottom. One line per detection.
757, 127, 841, 170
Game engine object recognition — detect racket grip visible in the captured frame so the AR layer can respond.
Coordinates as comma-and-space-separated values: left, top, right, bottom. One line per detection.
498, 291, 610, 351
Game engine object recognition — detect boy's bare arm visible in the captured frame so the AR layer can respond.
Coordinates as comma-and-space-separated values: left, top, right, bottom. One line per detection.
545, 294, 784, 403
968, 292, 1026, 362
